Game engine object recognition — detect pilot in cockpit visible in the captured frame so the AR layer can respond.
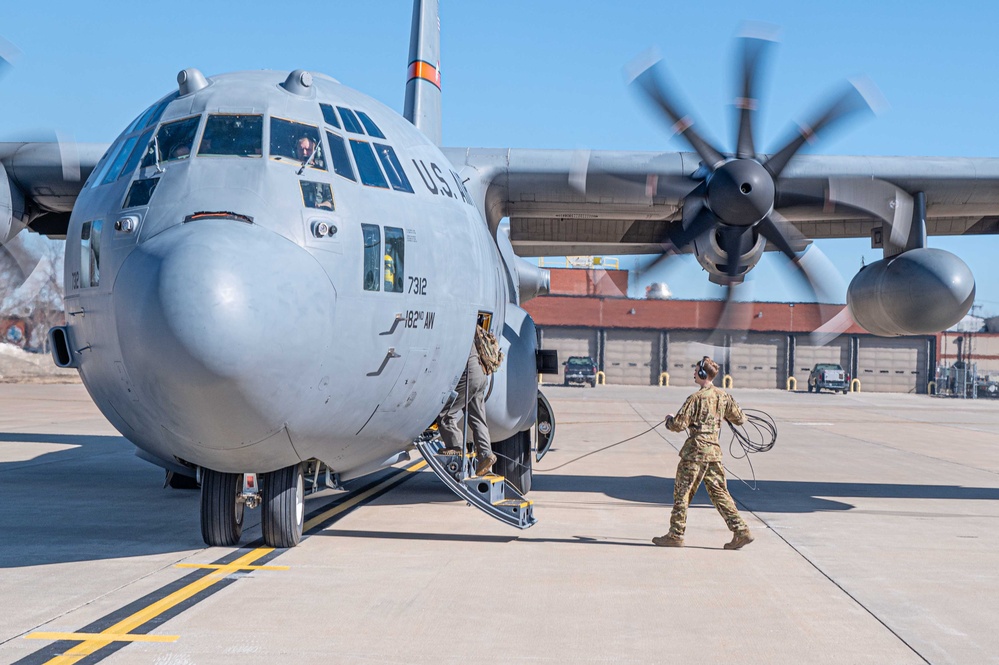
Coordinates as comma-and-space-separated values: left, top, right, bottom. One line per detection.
295, 135, 326, 170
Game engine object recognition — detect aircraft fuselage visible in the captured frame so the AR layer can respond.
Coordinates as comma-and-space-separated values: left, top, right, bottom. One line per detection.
61, 70, 508, 477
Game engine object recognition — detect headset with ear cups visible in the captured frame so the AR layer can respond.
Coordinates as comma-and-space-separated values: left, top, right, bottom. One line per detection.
697, 357, 709, 380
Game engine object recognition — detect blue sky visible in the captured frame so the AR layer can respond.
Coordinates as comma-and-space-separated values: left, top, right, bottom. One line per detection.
1, 1, 997, 314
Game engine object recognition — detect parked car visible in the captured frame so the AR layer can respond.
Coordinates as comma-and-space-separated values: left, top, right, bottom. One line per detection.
564, 356, 597, 387
808, 363, 849, 393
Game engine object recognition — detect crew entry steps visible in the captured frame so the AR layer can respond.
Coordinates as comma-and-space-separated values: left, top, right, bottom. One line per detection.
415, 439, 536, 529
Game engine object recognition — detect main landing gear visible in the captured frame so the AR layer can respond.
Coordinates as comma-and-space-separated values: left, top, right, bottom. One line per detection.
199, 462, 306, 548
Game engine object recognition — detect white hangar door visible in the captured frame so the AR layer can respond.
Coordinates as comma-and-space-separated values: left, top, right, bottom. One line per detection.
604, 330, 659, 385
665, 332, 721, 385
540, 327, 597, 384
857, 337, 928, 393
728, 334, 786, 389
793, 337, 851, 388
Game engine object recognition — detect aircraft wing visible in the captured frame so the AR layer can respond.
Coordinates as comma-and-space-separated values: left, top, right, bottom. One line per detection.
444, 148, 999, 257
0, 142, 108, 239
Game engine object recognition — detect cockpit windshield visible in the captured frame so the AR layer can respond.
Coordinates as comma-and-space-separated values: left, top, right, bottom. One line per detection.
270, 118, 326, 171
141, 116, 200, 168
199, 115, 263, 157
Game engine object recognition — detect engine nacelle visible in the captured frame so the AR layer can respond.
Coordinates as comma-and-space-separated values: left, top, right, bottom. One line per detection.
0, 161, 25, 245
847, 248, 975, 336
484, 304, 538, 441
692, 227, 766, 285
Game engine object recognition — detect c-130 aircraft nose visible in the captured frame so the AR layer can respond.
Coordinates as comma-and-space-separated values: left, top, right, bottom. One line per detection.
113, 219, 336, 449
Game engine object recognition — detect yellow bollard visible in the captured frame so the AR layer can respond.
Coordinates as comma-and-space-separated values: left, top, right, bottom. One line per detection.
786, 376, 797, 391
722, 375, 733, 389
596, 371, 606, 386
850, 378, 861, 393
659, 372, 670, 387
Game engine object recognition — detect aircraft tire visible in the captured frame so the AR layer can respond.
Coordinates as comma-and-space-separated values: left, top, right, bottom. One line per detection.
200, 469, 244, 547
262, 463, 305, 548
494, 430, 532, 495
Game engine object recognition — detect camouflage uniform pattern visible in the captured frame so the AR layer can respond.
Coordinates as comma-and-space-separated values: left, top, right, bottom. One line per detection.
665, 385, 748, 536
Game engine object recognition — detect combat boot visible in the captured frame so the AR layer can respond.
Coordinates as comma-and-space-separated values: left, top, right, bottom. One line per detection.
475, 453, 497, 476
723, 530, 754, 550
652, 534, 684, 547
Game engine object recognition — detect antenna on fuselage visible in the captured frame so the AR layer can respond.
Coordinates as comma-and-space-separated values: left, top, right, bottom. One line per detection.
403, 0, 442, 145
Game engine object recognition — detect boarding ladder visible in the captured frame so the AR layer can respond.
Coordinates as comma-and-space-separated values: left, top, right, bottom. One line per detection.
415, 435, 536, 529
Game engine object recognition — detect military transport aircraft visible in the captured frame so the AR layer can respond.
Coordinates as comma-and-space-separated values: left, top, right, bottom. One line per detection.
0, 0, 990, 548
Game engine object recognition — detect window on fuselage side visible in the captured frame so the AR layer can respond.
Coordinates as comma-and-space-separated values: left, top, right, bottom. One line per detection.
349, 140, 389, 189
300, 181, 334, 210
199, 114, 263, 157
337, 107, 365, 134
384, 226, 404, 293
320, 103, 341, 130
356, 111, 386, 139
270, 118, 326, 171
362, 224, 381, 292
141, 116, 200, 167
80, 220, 103, 288
373, 144, 414, 193
326, 131, 356, 181
123, 178, 159, 209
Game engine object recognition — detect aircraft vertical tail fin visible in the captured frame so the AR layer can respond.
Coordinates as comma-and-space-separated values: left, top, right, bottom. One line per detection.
403, 0, 442, 145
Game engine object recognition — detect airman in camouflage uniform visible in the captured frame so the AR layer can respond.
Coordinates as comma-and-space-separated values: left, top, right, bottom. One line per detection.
652, 356, 754, 550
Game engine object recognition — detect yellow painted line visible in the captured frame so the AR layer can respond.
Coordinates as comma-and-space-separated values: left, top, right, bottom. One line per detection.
37, 548, 273, 665
31, 462, 424, 665
303, 460, 426, 531
26, 632, 178, 643
174, 563, 289, 571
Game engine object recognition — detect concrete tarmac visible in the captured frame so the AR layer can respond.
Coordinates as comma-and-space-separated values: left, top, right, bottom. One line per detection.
1, 383, 998, 664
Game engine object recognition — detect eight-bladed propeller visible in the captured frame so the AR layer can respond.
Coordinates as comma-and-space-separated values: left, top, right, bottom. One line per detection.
628, 28, 880, 339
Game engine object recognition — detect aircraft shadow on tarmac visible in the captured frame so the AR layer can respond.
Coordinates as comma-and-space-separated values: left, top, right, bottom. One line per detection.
529, 474, 999, 514
5, 433, 999, 568
0, 431, 206, 569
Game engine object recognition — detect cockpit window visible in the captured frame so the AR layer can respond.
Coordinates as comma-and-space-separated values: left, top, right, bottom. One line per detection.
349, 140, 389, 189
373, 144, 414, 193
125, 94, 176, 135
141, 116, 200, 168
325, 131, 356, 181
99, 135, 140, 186
199, 114, 263, 157
123, 178, 159, 209
119, 128, 154, 180
270, 118, 327, 171
356, 112, 386, 139
320, 103, 341, 130
300, 181, 334, 210
337, 107, 365, 135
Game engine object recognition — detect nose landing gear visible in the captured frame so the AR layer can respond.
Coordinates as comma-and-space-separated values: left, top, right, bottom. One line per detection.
199, 462, 305, 548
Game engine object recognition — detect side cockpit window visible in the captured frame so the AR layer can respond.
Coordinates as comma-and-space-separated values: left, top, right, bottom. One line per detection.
362, 224, 381, 292
300, 181, 333, 210
374, 144, 414, 193
271, 118, 326, 171
337, 107, 365, 134
199, 115, 263, 157
141, 116, 200, 167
